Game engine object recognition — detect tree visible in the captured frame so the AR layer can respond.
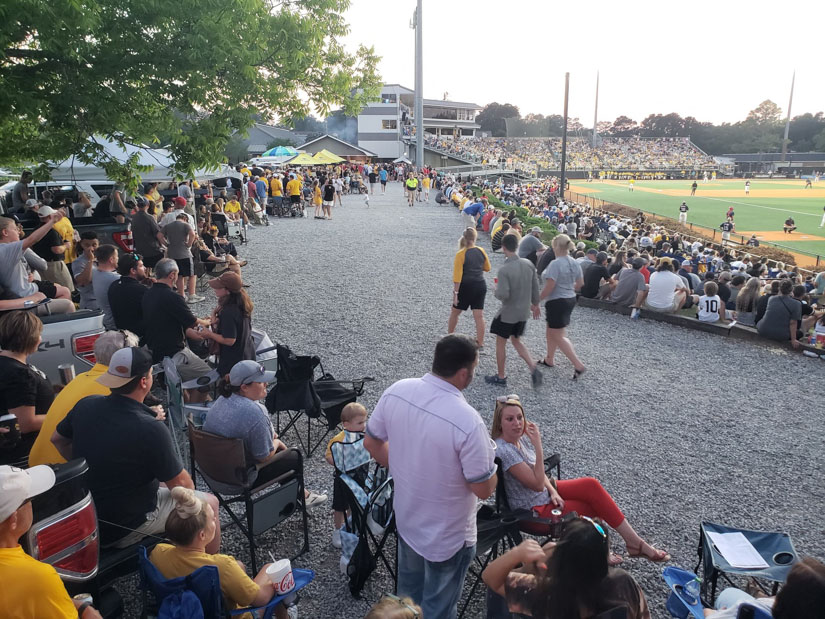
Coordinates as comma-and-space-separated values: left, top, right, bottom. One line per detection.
608, 116, 639, 137
640, 113, 686, 137
0, 0, 381, 188
788, 112, 825, 151
746, 100, 783, 126
476, 103, 520, 137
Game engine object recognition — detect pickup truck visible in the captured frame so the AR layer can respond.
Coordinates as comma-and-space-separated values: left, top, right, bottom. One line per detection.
29, 308, 106, 385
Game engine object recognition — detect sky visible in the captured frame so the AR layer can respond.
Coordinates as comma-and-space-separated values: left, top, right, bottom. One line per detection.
340, 0, 824, 126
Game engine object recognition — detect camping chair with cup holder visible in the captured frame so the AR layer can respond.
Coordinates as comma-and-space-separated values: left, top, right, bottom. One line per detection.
265, 343, 373, 457
161, 358, 214, 460
139, 546, 315, 619
187, 419, 309, 574
330, 432, 396, 598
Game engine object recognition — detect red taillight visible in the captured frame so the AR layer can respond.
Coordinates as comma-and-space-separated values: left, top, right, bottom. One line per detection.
113, 230, 134, 253
72, 332, 102, 365
30, 495, 99, 580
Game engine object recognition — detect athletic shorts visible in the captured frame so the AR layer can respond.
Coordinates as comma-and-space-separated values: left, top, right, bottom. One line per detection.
380, 180, 387, 186
490, 316, 526, 339
545, 297, 577, 329
453, 279, 487, 311
142, 253, 163, 269
290, 195, 301, 204
34, 280, 58, 298
174, 257, 193, 277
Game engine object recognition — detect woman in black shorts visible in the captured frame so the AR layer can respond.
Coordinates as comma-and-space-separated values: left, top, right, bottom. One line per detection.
539, 234, 587, 379
448, 227, 491, 347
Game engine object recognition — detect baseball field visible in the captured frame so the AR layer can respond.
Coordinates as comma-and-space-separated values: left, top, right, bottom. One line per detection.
567, 178, 825, 263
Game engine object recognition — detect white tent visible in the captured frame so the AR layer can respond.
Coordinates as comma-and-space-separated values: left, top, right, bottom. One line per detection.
49, 137, 240, 182
392, 155, 412, 164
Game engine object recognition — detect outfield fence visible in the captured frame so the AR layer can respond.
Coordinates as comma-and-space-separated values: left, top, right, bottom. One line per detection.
564, 190, 824, 272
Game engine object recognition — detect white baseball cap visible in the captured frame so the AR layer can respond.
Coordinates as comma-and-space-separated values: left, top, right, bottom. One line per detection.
0, 465, 56, 522
37, 205, 56, 217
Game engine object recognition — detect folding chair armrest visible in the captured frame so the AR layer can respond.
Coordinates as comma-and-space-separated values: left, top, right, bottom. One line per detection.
252, 468, 297, 494
231, 568, 315, 618
544, 453, 561, 479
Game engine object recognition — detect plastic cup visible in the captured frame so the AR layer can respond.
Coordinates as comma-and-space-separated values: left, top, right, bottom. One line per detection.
266, 559, 295, 595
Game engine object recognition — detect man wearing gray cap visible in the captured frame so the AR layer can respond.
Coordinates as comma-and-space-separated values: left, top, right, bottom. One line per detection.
610, 257, 649, 316
0, 464, 103, 617
517, 226, 547, 266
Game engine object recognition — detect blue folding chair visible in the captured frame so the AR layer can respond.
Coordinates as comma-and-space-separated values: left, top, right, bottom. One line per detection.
139, 546, 315, 618
737, 603, 772, 619
662, 566, 705, 619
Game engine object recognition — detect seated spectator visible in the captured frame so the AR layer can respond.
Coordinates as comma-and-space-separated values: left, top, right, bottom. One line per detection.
51, 347, 221, 549
576, 248, 598, 276
482, 522, 651, 618
108, 253, 150, 339
492, 222, 511, 252
517, 227, 547, 266
608, 251, 627, 278
644, 259, 696, 313
325, 403, 368, 548
0, 311, 54, 466
704, 557, 825, 618
196, 238, 243, 275
0, 215, 74, 313
490, 396, 668, 564
204, 225, 239, 259
734, 277, 761, 327
30, 206, 74, 293
611, 257, 648, 311
755, 280, 780, 325
202, 272, 255, 377
581, 251, 614, 299
697, 281, 727, 323
0, 284, 51, 314
142, 259, 212, 399
481, 208, 497, 233
757, 280, 802, 347
72, 232, 99, 310
202, 361, 327, 508
92, 244, 121, 329
28, 330, 140, 466
0, 465, 103, 618
150, 487, 292, 618
793, 285, 822, 334
366, 595, 422, 618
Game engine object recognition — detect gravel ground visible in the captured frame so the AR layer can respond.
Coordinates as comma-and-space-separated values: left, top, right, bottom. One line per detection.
117, 183, 825, 618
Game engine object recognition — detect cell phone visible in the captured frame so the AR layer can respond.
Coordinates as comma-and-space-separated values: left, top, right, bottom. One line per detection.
0, 414, 21, 445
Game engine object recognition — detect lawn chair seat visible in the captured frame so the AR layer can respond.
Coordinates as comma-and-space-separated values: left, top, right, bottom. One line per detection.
696, 521, 798, 604
331, 434, 396, 597
662, 566, 705, 619
736, 603, 772, 619
188, 420, 309, 574
162, 358, 213, 459
253, 330, 278, 375
225, 220, 243, 243
139, 546, 316, 619
494, 455, 565, 538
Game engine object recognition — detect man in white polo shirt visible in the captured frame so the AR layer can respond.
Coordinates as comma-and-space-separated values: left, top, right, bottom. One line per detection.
365, 335, 497, 619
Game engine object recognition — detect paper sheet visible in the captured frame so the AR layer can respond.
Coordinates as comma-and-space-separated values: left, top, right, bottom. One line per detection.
707, 531, 769, 569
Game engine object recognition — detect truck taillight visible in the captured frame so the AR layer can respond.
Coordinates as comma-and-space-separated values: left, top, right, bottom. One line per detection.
72, 332, 102, 366
29, 494, 99, 581
113, 229, 134, 253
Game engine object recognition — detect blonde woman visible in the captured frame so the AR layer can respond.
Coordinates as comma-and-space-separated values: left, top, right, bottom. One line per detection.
448, 227, 491, 348
538, 235, 586, 379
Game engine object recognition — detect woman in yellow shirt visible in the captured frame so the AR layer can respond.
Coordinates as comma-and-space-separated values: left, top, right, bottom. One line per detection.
312, 180, 322, 219
150, 487, 290, 618
53, 206, 77, 263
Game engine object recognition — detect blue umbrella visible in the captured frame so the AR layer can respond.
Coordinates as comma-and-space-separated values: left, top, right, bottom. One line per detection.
262, 145, 298, 157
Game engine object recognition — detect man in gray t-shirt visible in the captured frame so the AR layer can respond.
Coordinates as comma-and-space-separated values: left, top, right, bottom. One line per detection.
610, 259, 648, 308
517, 227, 546, 265
92, 245, 121, 329
163, 215, 198, 301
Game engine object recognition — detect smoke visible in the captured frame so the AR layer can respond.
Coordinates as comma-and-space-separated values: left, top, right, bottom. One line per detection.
325, 114, 358, 145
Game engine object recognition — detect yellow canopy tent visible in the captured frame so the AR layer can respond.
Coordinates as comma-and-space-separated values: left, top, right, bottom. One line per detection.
287, 152, 318, 165
311, 149, 345, 164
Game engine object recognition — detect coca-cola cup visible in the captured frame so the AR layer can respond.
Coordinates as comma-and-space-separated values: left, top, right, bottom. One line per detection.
266, 559, 295, 596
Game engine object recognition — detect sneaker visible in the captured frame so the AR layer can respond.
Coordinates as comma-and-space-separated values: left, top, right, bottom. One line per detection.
630, 308, 641, 320
331, 527, 342, 549
305, 491, 327, 509
186, 294, 206, 304
484, 374, 507, 385
339, 555, 349, 576
531, 366, 543, 388
287, 605, 298, 619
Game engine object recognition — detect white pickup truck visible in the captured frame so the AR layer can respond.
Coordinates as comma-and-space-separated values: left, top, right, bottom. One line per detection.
29, 308, 105, 384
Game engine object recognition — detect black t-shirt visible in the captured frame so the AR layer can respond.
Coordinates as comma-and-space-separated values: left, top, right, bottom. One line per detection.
368, 172, 377, 183
142, 282, 197, 361
216, 303, 255, 376
93, 197, 112, 218
0, 356, 54, 465
108, 276, 148, 338
608, 261, 624, 278
31, 226, 64, 262
323, 184, 335, 202
581, 264, 610, 298
535, 247, 556, 276
56, 394, 182, 544
754, 293, 773, 325
718, 283, 731, 304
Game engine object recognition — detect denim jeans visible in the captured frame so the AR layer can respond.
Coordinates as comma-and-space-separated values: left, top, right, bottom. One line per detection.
397, 535, 476, 619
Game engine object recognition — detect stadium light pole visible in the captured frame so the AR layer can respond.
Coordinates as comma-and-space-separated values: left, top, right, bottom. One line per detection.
592, 70, 599, 148
781, 70, 795, 163
559, 72, 570, 204
414, 0, 424, 170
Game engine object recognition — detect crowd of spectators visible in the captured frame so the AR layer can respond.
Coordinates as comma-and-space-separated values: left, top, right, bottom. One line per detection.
423, 134, 716, 171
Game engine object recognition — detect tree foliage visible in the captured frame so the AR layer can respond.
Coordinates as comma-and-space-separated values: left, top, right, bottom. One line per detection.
0, 0, 381, 186
476, 102, 520, 137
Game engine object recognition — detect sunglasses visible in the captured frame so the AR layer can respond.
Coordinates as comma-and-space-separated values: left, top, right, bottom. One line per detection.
496, 393, 521, 403
382, 593, 419, 618
581, 516, 607, 539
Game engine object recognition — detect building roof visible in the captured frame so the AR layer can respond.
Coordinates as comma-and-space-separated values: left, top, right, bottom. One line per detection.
423, 98, 481, 110
300, 134, 377, 157
722, 152, 825, 162
422, 118, 481, 128
382, 83, 414, 94
250, 123, 295, 140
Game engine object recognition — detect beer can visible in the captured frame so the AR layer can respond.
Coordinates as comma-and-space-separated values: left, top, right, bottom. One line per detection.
73, 593, 94, 605
58, 363, 76, 385
550, 508, 563, 539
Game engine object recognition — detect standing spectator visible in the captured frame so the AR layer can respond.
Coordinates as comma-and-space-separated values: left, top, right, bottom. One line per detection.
0, 465, 104, 618
30, 206, 74, 293
164, 213, 202, 303
254, 176, 268, 213
71, 232, 99, 310
108, 253, 150, 339
72, 191, 94, 218
757, 279, 802, 348
322, 178, 335, 220
539, 235, 586, 379
485, 234, 542, 387
131, 197, 166, 270
461, 199, 484, 230
177, 180, 194, 218
51, 347, 221, 549
10, 171, 32, 213
378, 166, 388, 195
91, 244, 121, 330
201, 272, 255, 377
364, 335, 497, 619
0, 311, 54, 466
447, 228, 491, 349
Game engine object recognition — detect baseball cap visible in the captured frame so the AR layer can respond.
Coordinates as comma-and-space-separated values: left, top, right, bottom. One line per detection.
631, 257, 647, 269
530, 226, 543, 234
229, 360, 275, 386
681, 259, 692, 267
586, 248, 598, 256
0, 465, 56, 522
25, 199, 39, 209
510, 218, 520, 225
208, 271, 243, 293
173, 196, 187, 207
36, 205, 56, 217
97, 347, 154, 388
134, 196, 146, 207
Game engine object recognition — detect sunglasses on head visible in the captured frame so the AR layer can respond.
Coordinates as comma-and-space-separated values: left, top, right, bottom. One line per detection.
381, 593, 419, 618
496, 393, 521, 404
581, 516, 607, 539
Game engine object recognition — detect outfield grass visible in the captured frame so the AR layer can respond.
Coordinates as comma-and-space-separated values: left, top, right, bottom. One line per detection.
567, 178, 825, 258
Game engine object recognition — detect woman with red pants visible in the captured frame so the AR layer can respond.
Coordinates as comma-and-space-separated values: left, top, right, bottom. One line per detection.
491, 394, 669, 565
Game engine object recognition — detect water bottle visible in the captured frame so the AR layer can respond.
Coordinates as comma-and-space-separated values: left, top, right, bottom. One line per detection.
683, 576, 701, 605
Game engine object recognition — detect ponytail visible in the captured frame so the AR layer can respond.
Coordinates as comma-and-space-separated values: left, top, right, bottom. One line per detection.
217, 375, 242, 399
552, 233, 575, 254
459, 227, 477, 249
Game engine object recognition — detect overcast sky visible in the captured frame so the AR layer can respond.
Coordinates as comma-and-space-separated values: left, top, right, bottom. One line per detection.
341, 0, 824, 126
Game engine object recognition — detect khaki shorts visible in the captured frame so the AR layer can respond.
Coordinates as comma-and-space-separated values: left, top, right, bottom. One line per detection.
172, 347, 212, 382
112, 487, 209, 548
644, 297, 682, 313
